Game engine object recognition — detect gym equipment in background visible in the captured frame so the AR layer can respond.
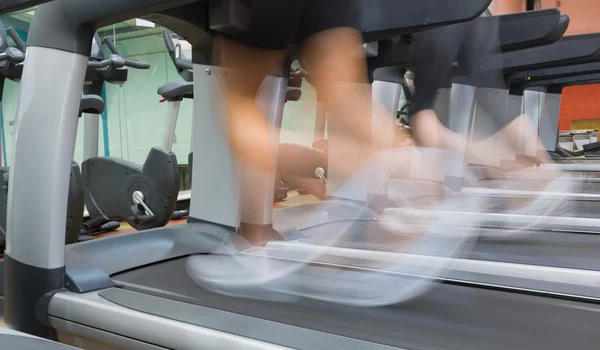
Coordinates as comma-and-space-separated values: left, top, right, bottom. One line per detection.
82, 35, 181, 231
0, 26, 106, 248
162, 29, 305, 203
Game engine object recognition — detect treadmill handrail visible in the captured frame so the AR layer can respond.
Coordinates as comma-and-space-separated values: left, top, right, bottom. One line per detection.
354, 0, 492, 43
369, 9, 565, 73
496, 9, 567, 52
485, 32, 600, 74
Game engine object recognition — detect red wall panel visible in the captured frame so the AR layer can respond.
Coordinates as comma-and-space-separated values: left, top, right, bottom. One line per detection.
559, 85, 600, 130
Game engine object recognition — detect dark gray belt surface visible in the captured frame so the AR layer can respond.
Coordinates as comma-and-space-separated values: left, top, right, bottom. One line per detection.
301, 221, 600, 271
407, 196, 600, 218
468, 233, 600, 270
113, 257, 600, 350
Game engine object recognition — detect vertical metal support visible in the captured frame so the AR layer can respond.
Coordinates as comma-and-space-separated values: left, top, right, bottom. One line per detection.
539, 92, 562, 152
523, 87, 546, 157
7, 47, 87, 268
83, 113, 100, 160
5, 46, 88, 337
240, 75, 287, 226
434, 87, 451, 127
161, 100, 181, 152
448, 84, 476, 138
188, 64, 241, 228
188, 102, 194, 188
326, 82, 371, 201
467, 87, 511, 167
408, 87, 453, 182
314, 99, 327, 141
507, 94, 524, 156
0, 99, 5, 167
0, 112, 4, 167
189, 109, 195, 154
445, 83, 475, 181
369, 80, 401, 196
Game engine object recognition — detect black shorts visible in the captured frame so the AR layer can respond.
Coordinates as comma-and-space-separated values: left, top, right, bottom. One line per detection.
222, 0, 355, 50
410, 18, 513, 131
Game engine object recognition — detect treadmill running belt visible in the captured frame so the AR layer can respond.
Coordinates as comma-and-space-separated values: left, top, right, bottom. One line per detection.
468, 233, 600, 270
406, 196, 600, 219
299, 221, 600, 271
112, 257, 600, 350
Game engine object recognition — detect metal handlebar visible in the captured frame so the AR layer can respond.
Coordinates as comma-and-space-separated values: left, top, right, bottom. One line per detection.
5, 47, 25, 63
0, 47, 25, 64
102, 37, 120, 55
87, 58, 114, 69
163, 29, 175, 53
101, 37, 150, 70
6, 27, 26, 52
124, 58, 150, 70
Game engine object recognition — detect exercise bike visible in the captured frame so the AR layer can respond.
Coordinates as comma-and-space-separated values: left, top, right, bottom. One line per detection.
163, 29, 305, 204
0, 28, 118, 250
82, 36, 181, 231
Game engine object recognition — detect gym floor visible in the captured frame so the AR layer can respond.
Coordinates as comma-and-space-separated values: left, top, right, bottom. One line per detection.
87, 190, 320, 239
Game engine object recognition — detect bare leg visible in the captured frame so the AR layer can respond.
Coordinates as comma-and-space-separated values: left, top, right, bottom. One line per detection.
409, 110, 453, 150
411, 110, 555, 167
213, 36, 286, 173
301, 28, 371, 176
301, 28, 404, 179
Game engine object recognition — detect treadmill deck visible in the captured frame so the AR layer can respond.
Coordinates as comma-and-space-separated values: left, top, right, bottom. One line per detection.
110, 256, 600, 350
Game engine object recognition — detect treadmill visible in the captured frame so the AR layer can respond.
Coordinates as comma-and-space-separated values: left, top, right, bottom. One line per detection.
274, 9, 569, 230
479, 69, 600, 192
393, 30, 600, 233
303, 11, 600, 235
368, 9, 570, 207
461, 53, 600, 197
470, 33, 600, 170
0, 0, 504, 347
438, 33, 600, 174
269, 6, 600, 305
7, 1, 600, 349
489, 64, 600, 171
533, 73, 600, 167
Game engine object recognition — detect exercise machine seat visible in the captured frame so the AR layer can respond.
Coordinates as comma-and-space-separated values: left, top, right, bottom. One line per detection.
286, 87, 302, 102
157, 82, 194, 101
80, 94, 105, 115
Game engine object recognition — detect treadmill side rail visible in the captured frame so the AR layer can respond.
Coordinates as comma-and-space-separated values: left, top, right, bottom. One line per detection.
49, 289, 394, 350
